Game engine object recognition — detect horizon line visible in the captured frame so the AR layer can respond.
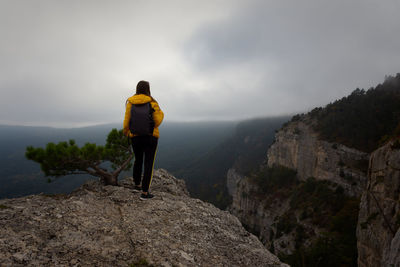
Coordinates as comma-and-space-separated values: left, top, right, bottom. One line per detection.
0, 114, 296, 130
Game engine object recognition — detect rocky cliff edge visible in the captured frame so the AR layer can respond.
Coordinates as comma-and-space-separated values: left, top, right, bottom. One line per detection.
267, 119, 368, 196
357, 140, 400, 267
0, 169, 287, 267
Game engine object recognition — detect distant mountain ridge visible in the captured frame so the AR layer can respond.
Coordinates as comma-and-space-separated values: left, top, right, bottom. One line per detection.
0, 123, 120, 198
0, 120, 237, 199
0, 117, 289, 209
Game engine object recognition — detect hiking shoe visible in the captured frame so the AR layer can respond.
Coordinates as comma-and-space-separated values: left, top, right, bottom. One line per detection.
140, 193, 154, 200
132, 185, 142, 192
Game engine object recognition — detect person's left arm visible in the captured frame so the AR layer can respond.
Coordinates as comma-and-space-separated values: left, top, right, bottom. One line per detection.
151, 101, 164, 127
123, 101, 132, 136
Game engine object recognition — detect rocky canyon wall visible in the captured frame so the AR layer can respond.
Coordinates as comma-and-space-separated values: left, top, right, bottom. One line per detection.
357, 140, 400, 267
267, 119, 368, 196
229, 117, 369, 258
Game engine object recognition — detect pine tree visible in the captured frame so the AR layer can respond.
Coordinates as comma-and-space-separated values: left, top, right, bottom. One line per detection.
25, 128, 133, 186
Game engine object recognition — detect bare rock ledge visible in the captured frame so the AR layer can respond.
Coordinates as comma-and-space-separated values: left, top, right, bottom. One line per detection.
0, 169, 287, 267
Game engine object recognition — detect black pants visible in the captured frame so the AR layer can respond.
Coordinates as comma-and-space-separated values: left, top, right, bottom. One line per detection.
131, 136, 158, 192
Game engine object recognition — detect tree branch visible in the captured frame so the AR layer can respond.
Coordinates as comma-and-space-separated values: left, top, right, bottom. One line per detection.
85, 167, 99, 177
91, 164, 112, 178
118, 144, 131, 153
113, 154, 134, 177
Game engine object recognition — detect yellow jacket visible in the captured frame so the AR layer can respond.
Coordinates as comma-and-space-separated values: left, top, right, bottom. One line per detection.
123, 94, 164, 138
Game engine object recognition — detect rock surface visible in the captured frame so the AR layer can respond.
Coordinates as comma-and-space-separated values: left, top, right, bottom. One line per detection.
229, 174, 294, 254
226, 168, 244, 197
357, 140, 400, 267
228, 115, 400, 266
267, 119, 368, 196
0, 169, 287, 267
229, 117, 369, 256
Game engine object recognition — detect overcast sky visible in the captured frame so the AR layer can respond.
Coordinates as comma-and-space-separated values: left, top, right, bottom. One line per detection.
1, 0, 400, 127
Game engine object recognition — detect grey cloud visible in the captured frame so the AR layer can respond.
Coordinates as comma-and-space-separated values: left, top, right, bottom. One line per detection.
0, 1, 144, 126
186, 1, 400, 70
1, 0, 400, 126
183, 0, 400, 117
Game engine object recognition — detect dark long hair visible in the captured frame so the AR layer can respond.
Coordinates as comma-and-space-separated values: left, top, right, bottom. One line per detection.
127, 80, 157, 104
136, 80, 151, 96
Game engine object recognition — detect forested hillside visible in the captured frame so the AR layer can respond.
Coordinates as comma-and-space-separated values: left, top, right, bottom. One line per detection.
307, 73, 400, 152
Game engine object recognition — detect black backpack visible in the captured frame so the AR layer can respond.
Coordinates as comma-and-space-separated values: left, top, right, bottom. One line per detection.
129, 102, 155, 136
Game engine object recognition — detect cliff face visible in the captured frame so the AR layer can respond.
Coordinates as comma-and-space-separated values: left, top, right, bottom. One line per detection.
0, 169, 287, 267
357, 140, 400, 267
229, 117, 367, 258
229, 115, 400, 266
226, 168, 244, 197
229, 173, 294, 254
267, 119, 368, 196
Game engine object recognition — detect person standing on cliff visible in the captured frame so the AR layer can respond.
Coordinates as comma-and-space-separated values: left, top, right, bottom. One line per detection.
123, 80, 164, 200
